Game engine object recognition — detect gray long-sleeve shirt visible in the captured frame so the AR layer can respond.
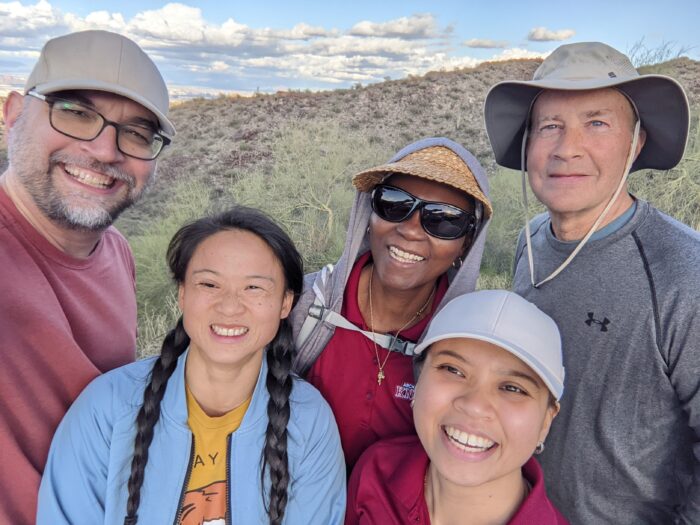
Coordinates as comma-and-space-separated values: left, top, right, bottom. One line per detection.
514, 199, 700, 524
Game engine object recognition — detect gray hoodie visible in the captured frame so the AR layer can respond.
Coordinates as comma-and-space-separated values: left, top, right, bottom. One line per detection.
290, 137, 491, 375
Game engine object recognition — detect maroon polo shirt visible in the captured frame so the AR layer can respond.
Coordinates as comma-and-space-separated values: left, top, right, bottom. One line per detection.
346, 435, 569, 525
307, 252, 447, 472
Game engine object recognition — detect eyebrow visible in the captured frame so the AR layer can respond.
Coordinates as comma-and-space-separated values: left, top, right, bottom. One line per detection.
431, 348, 469, 363
496, 368, 542, 390
431, 348, 543, 389
535, 108, 614, 122
190, 269, 276, 282
53, 91, 159, 130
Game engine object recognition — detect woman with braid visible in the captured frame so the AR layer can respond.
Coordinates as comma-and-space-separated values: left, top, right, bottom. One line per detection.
37, 207, 346, 525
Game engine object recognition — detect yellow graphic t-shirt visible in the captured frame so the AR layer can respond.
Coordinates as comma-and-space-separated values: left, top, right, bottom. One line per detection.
177, 386, 251, 525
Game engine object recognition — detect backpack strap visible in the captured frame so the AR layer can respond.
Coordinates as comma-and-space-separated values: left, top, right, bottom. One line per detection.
295, 263, 416, 357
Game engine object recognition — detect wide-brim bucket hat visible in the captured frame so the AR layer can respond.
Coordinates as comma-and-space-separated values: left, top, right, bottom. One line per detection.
352, 143, 493, 219
484, 42, 689, 172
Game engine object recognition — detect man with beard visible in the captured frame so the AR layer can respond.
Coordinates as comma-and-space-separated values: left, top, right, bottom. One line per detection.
0, 30, 175, 524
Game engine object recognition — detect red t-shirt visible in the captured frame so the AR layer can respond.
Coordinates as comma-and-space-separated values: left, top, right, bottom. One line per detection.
346, 435, 569, 525
307, 252, 447, 471
0, 188, 137, 525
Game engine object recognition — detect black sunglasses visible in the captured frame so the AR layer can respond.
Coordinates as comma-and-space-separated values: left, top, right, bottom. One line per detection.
371, 184, 478, 240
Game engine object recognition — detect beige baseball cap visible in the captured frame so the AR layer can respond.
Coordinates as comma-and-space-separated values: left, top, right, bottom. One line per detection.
25, 30, 175, 138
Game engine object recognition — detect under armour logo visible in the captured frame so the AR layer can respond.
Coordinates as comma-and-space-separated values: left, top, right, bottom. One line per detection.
585, 312, 610, 332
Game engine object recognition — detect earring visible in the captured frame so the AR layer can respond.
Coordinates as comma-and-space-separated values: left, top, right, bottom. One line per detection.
451, 255, 463, 269
534, 442, 545, 455
410, 398, 415, 408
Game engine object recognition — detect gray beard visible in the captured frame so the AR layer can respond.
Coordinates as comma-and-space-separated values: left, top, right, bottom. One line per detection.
7, 113, 155, 232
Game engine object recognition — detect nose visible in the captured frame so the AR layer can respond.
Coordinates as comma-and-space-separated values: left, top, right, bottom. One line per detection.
214, 290, 246, 317
79, 123, 125, 163
551, 126, 584, 161
395, 208, 426, 240
453, 385, 495, 420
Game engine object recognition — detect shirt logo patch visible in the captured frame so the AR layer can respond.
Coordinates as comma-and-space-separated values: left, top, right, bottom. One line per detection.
395, 382, 415, 400
585, 312, 610, 332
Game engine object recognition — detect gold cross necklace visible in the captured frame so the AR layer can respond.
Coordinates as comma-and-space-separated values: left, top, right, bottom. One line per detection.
368, 264, 436, 385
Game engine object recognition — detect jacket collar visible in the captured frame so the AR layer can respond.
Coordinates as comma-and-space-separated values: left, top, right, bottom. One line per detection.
161, 347, 271, 431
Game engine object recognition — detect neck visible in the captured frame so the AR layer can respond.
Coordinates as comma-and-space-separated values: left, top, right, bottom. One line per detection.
184, 350, 262, 417
1, 170, 103, 258
359, 264, 436, 333
425, 462, 528, 525
550, 192, 634, 242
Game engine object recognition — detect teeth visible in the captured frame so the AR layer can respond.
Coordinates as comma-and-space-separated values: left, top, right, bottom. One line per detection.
444, 426, 495, 451
64, 165, 114, 188
389, 246, 425, 263
211, 325, 248, 337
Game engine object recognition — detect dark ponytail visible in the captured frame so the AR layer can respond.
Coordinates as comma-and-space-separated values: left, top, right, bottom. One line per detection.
123, 206, 303, 525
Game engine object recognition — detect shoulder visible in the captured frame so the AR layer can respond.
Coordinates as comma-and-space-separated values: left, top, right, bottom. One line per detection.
288, 377, 336, 431
353, 435, 426, 485
101, 226, 134, 260
69, 358, 154, 420
633, 204, 700, 285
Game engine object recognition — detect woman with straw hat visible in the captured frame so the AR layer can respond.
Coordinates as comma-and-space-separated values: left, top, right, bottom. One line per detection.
290, 137, 492, 472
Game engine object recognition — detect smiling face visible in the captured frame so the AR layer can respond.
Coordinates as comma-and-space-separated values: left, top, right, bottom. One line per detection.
413, 338, 557, 491
5, 89, 158, 231
526, 88, 645, 235
368, 173, 474, 293
178, 229, 294, 374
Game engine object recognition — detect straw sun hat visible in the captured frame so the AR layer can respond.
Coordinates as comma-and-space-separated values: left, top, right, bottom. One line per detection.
352, 144, 493, 219
484, 42, 689, 172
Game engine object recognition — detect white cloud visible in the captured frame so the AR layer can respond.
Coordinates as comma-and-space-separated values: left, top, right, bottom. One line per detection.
489, 47, 549, 61
349, 13, 438, 39
463, 38, 509, 49
527, 27, 575, 42
0, 1, 548, 93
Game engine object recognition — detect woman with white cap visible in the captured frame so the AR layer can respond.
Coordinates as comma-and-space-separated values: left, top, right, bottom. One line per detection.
346, 290, 567, 524
290, 138, 492, 472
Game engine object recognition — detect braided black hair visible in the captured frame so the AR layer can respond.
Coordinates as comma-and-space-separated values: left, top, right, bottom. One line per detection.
123, 206, 303, 525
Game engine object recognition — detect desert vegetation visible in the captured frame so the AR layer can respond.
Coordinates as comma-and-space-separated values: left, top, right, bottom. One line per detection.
1, 56, 698, 356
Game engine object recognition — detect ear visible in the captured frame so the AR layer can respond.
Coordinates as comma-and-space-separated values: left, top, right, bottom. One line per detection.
634, 127, 647, 160
3, 91, 25, 132
177, 284, 185, 312
538, 401, 560, 444
279, 290, 294, 320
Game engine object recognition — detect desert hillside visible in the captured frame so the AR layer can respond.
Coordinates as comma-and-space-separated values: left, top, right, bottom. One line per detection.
2, 57, 698, 354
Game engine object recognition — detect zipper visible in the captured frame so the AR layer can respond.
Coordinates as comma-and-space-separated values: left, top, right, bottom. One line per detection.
173, 435, 195, 525
225, 433, 232, 525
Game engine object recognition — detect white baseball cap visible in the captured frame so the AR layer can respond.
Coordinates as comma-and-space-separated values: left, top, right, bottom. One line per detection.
415, 290, 565, 400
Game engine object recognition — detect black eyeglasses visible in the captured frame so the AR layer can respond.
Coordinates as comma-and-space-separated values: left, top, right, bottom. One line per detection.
371, 184, 478, 240
27, 91, 170, 160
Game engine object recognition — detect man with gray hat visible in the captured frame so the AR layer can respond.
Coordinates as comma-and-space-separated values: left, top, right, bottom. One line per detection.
485, 42, 700, 524
0, 30, 174, 524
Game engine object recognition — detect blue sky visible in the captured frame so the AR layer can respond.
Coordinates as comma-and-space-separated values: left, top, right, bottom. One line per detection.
1, 1, 697, 98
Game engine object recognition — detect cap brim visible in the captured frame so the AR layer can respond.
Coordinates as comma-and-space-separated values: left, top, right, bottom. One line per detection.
484, 75, 688, 172
33, 79, 176, 138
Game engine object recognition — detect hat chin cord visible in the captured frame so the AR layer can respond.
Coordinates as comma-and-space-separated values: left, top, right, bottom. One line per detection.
521, 119, 641, 288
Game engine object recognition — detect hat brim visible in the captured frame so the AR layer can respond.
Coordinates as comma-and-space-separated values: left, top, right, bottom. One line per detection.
32, 78, 176, 138
352, 160, 493, 219
484, 74, 689, 172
